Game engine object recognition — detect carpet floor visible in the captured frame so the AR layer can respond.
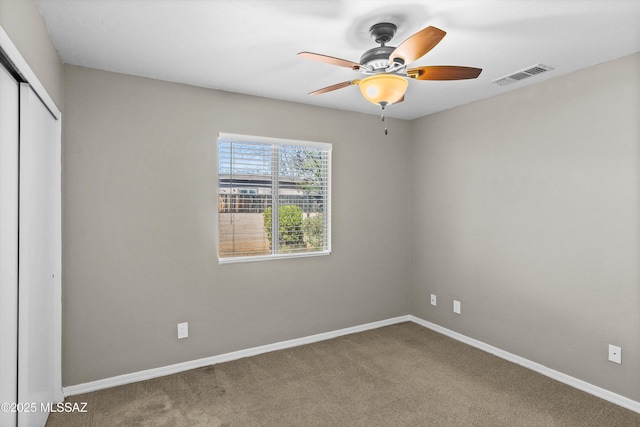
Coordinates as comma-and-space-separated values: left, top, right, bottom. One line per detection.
46, 322, 640, 426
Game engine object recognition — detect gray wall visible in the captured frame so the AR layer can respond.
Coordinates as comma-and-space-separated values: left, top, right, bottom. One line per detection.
411, 53, 640, 401
62, 65, 412, 386
0, 0, 64, 109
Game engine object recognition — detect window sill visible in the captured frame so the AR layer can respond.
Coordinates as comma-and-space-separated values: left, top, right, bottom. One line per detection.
218, 250, 331, 265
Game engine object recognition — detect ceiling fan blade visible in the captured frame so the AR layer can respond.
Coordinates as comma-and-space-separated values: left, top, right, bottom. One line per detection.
298, 52, 360, 70
407, 66, 482, 80
308, 80, 360, 95
388, 26, 446, 66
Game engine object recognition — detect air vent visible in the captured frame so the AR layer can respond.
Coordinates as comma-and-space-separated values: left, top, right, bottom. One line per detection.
492, 64, 554, 86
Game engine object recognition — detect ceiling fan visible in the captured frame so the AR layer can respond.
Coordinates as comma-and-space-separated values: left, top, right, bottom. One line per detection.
298, 23, 482, 134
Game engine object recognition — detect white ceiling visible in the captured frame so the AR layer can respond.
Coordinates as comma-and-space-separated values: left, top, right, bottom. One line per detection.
36, 0, 640, 120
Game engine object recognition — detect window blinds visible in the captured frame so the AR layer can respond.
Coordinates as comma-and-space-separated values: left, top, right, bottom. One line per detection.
218, 133, 331, 262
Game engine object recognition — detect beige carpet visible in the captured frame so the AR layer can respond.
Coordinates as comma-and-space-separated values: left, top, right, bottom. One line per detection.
46, 322, 640, 426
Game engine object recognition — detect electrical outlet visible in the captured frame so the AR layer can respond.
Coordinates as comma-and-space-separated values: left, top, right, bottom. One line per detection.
430, 294, 437, 306
177, 322, 189, 339
608, 344, 621, 364
453, 300, 461, 314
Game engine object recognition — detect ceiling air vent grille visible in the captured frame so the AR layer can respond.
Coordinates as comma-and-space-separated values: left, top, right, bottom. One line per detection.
492, 64, 554, 86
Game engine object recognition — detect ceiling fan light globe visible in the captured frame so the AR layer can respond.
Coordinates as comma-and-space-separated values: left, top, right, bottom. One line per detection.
366, 86, 379, 98
359, 74, 408, 106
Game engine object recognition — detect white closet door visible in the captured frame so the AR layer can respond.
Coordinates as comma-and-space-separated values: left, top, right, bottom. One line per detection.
0, 62, 19, 427
17, 83, 62, 427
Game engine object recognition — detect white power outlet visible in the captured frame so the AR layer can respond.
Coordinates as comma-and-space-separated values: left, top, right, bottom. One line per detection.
608, 344, 621, 364
453, 300, 461, 314
430, 294, 437, 306
177, 322, 189, 339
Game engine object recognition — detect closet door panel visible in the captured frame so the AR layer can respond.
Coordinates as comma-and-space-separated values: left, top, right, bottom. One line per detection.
17, 83, 62, 427
0, 61, 19, 427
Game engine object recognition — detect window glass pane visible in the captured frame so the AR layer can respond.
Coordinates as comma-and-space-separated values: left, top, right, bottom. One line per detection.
218, 134, 330, 262
277, 145, 328, 253
218, 141, 273, 258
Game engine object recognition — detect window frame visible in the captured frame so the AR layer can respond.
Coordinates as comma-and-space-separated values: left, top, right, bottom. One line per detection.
217, 132, 332, 264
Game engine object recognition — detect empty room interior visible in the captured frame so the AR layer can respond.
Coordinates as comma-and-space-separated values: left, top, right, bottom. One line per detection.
1, 0, 640, 425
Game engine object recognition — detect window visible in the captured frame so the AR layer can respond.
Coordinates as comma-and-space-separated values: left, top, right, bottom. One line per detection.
217, 133, 331, 263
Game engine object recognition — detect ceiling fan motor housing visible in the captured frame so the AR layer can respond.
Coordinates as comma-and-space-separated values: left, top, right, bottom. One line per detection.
360, 46, 396, 72
360, 22, 406, 73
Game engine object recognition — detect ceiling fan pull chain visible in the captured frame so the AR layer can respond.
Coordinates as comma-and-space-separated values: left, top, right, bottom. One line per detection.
381, 105, 388, 135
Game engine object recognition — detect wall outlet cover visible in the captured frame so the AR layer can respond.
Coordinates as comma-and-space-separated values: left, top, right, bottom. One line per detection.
608, 344, 621, 364
453, 300, 461, 314
177, 322, 189, 339
430, 294, 437, 306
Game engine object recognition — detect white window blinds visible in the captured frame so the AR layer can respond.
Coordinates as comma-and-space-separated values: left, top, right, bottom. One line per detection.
218, 133, 331, 263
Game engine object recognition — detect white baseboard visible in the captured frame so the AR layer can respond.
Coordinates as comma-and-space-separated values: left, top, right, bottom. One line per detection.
63, 315, 411, 397
64, 314, 640, 415
408, 315, 640, 415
